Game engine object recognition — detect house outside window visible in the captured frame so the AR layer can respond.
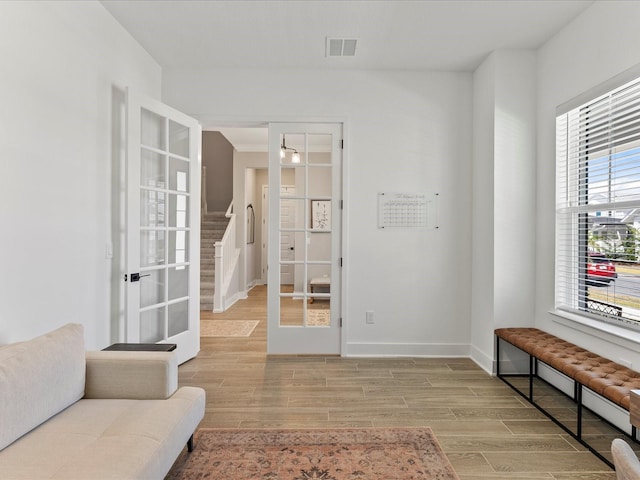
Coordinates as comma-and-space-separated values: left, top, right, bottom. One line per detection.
556, 75, 640, 329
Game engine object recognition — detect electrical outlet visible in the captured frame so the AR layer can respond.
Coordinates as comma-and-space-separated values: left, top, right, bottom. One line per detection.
366, 311, 374, 324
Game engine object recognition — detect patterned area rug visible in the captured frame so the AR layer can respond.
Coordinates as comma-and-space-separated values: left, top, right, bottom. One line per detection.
200, 320, 259, 337
307, 309, 330, 326
166, 428, 459, 480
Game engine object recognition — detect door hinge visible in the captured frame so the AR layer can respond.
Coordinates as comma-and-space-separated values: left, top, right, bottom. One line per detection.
341, 139, 344, 149
340, 317, 343, 327
340, 200, 344, 210
340, 257, 343, 267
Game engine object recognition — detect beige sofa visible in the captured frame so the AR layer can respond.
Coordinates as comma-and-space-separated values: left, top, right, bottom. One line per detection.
0, 323, 205, 479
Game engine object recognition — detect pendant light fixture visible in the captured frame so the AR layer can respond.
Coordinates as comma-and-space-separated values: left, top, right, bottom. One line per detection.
280, 135, 300, 163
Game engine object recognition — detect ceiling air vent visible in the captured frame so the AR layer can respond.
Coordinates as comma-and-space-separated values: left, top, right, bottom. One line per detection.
326, 37, 357, 57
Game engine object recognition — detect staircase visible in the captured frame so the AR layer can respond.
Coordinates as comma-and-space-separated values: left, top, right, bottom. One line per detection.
200, 212, 229, 311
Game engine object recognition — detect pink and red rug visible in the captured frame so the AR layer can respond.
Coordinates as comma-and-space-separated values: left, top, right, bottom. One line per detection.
167, 428, 459, 479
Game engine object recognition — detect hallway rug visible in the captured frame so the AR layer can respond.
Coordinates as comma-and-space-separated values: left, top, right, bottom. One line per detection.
166, 428, 459, 480
307, 309, 330, 326
200, 320, 259, 337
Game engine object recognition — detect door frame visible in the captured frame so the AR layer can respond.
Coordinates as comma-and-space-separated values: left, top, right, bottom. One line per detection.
210, 116, 349, 355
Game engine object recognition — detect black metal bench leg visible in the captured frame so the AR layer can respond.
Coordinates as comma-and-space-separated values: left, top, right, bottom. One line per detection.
529, 355, 535, 402
187, 434, 194, 452
496, 335, 501, 376
576, 384, 583, 440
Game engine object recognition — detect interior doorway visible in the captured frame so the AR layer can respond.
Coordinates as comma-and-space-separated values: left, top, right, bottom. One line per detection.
201, 122, 344, 355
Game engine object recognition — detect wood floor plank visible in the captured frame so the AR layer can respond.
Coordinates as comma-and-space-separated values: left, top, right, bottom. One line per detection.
180, 285, 616, 478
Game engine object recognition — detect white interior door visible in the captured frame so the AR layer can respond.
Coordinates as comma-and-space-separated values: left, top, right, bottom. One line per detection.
125, 89, 201, 364
280, 188, 296, 285
267, 123, 342, 354
262, 185, 296, 285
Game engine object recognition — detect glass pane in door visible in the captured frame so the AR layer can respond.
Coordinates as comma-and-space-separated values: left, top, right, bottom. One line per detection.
140, 269, 165, 308
308, 134, 332, 164
168, 266, 189, 300
140, 190, 166, 227
169, 231, 188, 264
140, 230, 165, 267
169, 194, 189, 227
280, 296, 304, 326
279, 229, 296, 293
308, 166, 332, 198
169, 120, 190, 157
140, 307, 164, 343
168, 300, 188, 337
308, 232, 331, 262
141, 109, 166, 150
169, 158, 189, 191
141, 150, 166, 188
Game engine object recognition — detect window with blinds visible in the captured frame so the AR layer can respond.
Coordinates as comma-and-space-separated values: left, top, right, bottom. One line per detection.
556, 75, 640, 329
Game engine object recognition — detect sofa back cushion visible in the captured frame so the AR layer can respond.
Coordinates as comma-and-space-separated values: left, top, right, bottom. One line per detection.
0, 323, 85, 451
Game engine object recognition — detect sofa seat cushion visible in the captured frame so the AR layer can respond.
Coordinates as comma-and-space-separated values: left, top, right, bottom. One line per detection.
0, 324, 85, 451
0, 387, 205, 480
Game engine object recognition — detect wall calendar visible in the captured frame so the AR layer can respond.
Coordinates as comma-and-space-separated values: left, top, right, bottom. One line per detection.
377, 192, 439, 229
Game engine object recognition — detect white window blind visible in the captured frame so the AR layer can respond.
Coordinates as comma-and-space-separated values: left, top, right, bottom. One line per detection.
556, 75, 640, 328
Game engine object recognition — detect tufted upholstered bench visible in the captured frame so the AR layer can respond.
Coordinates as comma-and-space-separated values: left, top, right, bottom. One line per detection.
495, 327, 640, 468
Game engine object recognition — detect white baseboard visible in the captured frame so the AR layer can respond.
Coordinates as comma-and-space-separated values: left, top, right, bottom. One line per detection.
214, 290, 249, 313
222, 290, 248, 311
345, 342, 471, 357
470, 345, 494, 375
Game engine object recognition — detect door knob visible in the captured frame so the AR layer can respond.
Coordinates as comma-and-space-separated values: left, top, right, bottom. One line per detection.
127, 273, 151, 282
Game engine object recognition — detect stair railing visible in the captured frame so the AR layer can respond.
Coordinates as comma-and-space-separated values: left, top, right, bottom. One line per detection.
214, 201, 235, 311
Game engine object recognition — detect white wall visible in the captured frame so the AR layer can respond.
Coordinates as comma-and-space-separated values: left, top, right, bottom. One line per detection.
471, 50, 537, 372
233, 152, 268, 297
0, 2, 161, 347
493, 50, 536, 341
171, 69, 473, 356
471, 53, 496, 369
536, 1, 640, 363
244, 167, 257, 285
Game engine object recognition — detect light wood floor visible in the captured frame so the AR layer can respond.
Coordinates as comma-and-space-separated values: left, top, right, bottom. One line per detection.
184, 285, 620, 479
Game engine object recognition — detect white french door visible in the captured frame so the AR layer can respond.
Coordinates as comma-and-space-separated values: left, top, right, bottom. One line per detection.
267, 123, 342, 354
125, 89, 201, 364
279, 187, 296, 285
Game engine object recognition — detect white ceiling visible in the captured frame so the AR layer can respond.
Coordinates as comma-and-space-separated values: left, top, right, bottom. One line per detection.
101, 0, 594, 72
101, 0, 594, 149
212, 127, 269, 153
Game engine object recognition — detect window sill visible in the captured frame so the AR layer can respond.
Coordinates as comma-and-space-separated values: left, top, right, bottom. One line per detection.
550, 309, 640, 354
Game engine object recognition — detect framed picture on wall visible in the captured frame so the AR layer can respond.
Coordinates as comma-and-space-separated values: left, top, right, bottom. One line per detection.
311, 200, 331, 232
